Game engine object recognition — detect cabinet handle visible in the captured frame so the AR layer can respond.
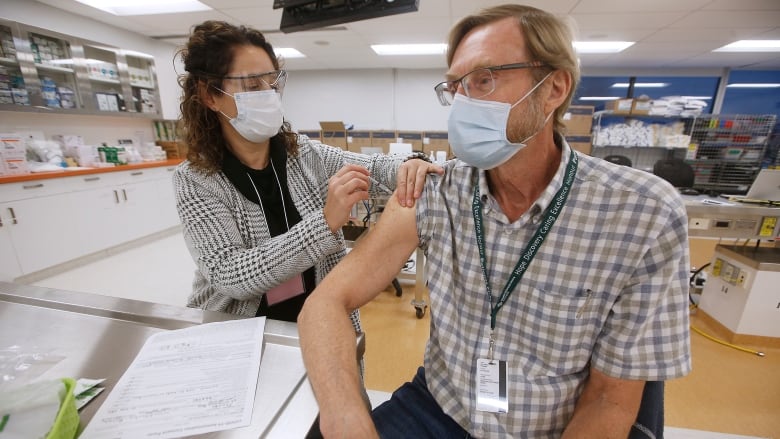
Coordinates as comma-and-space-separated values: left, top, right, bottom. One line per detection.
114, 190, 119, 204
131, 171, 144, 176
122, 189, 128, 201
23, 183, 44, 190
166, 167, 175, 172
9, 207, 17, 225
84, 176, 100, 182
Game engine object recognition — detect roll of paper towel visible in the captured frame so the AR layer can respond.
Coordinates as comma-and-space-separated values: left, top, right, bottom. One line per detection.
435, 151, 447, 164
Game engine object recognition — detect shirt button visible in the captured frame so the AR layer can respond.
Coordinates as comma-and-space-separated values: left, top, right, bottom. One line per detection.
504, 228, 513, 235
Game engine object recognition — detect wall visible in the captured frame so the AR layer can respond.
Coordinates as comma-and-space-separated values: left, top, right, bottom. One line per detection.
282, 68, 449, 131
2, 1, 777, 138
0, 112, 155, 146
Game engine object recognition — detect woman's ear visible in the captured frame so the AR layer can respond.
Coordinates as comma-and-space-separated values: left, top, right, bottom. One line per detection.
198, 80, 218, 112
545, 70, 572, 113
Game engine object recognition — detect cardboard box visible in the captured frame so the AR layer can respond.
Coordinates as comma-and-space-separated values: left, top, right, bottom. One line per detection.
370, 130, 397, 154
631, 99, 652, 115
347, 130, 371, 153
299, 130, 321, 142
396, 131, 423, 152
319, 121, 347, 150
422, 131, 451, 159
563, 105, 594, 135
156, 141, 188, 159
565, 135, 592, 155
606, 99, 633, 115
321, 130, 347, 150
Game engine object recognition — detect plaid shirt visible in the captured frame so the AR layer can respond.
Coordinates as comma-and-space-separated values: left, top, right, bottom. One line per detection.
416, 141, 691, 438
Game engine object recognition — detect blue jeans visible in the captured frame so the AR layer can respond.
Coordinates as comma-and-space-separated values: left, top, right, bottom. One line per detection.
371, 367, 472, 439
370, 368, 663, 438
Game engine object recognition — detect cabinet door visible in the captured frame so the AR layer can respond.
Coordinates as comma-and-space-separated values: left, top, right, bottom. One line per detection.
155, 167, 181, 229
23, 27, 83, 110
124, 52, 161, 116
1, 194, 83, 274
0, 21, 26, 107
82, 43, 126, 113
0, 208, 22, 281
117, 179, 164, 242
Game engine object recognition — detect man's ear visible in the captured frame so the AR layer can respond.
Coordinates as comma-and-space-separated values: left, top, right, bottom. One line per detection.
544, 70, 572, 113
198, 81, 218, 112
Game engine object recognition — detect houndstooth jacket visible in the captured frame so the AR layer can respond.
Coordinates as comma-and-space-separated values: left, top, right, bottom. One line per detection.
173, 136, 402, 333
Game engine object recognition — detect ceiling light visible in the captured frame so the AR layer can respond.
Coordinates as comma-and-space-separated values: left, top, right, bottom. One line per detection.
371, 44, 447, 56
713, 40, 780, 52
611, 83, 669, 88
275, 48, 305, 58
577, 97, 623, 101
726, 83, 780, 88
573, 41, 634, 54
74, 0, 211, 16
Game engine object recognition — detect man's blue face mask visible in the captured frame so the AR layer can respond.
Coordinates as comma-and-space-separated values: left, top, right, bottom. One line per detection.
448, 72, 553, 170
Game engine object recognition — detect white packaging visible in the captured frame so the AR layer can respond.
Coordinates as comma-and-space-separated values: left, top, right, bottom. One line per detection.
0, 133, 25, 159
52, 134, 84, 147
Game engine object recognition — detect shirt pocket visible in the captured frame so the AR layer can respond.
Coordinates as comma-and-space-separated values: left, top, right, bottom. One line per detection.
510, 286, 607, 377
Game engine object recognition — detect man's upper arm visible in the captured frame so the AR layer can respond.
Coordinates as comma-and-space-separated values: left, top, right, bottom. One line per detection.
323, 192, 419, 311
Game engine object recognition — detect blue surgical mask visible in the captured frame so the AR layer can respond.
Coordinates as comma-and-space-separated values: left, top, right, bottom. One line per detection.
448, 72, 552, 170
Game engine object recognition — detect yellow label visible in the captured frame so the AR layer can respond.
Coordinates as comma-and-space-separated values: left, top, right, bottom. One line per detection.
712, 258, 722, 277
759, 217, 777, 237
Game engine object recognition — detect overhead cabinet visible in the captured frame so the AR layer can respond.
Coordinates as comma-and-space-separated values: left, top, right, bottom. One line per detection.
0, 18, 161, 117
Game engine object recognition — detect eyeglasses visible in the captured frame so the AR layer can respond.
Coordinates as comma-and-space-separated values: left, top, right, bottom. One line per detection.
222, 69, 288, 94
433, 61, 548, 106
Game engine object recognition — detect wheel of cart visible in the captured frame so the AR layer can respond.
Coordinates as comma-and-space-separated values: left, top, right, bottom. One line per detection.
411, 298, 427, 319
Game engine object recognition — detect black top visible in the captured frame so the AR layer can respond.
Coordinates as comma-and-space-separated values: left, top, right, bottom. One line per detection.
221, 139, 316, 322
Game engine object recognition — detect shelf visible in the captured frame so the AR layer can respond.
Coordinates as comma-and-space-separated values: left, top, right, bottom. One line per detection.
594, 110, 696, 119
593, 145, 688, 150
89, 76, 120, 85
0, 18, 163, 117
130, 82, 154, 89
34, 63, 74, 74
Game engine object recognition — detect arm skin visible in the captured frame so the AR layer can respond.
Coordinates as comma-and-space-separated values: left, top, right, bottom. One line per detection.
561, 368, 645, 438
298, 194, 419, 439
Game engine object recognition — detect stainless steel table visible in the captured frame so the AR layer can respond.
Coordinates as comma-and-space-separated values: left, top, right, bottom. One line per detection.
0, 282, 320, 438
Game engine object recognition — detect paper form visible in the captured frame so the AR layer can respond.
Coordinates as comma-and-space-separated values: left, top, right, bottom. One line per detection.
80, 317, 266, 438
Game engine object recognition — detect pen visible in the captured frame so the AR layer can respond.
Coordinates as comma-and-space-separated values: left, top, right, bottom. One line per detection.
368, 176, 393, 194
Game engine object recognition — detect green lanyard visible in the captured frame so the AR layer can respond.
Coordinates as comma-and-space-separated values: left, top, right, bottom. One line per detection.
472, 149, 578, 333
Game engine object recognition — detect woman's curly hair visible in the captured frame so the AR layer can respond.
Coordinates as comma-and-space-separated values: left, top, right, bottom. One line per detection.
176, 20, 298, 173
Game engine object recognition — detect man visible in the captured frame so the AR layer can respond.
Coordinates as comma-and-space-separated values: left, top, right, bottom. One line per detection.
299, 4, 691, 438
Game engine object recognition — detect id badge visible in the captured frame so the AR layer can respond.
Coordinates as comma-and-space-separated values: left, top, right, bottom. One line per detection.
266, 274, 305, 305
475, 358, 508, 413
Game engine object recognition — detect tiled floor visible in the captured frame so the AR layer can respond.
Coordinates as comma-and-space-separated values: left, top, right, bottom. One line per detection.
28, 231, 769, 439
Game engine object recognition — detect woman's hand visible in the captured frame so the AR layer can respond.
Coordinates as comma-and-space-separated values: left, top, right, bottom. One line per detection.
395, 159, 445, 207
324, 164, 371, 233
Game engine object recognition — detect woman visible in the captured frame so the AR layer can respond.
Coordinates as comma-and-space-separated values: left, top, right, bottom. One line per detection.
173, 21, 441, 329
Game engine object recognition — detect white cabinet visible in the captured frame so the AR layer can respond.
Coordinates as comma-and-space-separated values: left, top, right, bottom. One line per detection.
0, 164, 181, 280
0, 212, 22, 281
154, 166, 180, 229
0, 192, 84, 274
0, 18, 162, 117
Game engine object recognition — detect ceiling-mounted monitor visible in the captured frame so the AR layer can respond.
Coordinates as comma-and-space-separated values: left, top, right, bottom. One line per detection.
279, 0, 420, 33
